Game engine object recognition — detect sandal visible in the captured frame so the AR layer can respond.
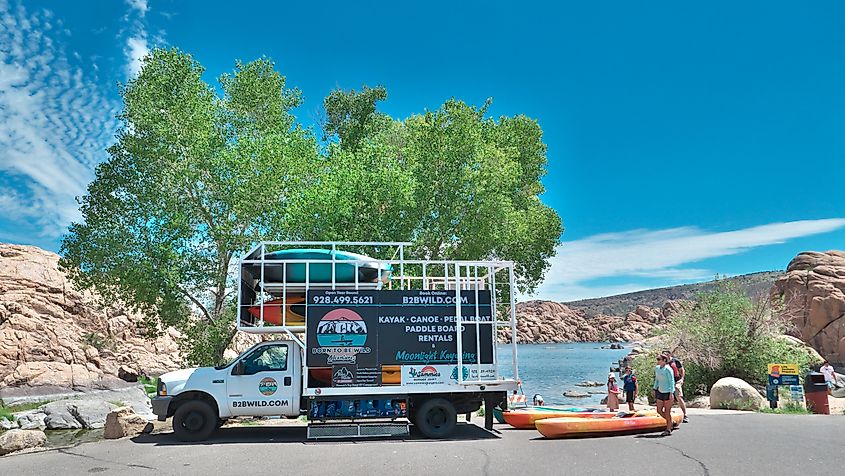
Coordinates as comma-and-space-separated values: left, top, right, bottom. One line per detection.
660, 430, 672, 436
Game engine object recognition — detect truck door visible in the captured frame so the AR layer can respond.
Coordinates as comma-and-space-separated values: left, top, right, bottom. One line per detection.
227, 342, 296, 417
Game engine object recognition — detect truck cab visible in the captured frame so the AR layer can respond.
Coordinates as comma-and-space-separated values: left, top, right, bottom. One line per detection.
153, 341, 302, 441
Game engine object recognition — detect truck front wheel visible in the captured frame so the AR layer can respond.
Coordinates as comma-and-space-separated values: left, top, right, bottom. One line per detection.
415, 398, 457, 439
172, 400, 217, 442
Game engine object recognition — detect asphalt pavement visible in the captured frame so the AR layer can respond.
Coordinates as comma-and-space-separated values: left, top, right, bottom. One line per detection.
1, 412, 842, 476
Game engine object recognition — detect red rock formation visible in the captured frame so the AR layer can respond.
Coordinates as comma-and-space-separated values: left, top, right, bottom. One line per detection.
499, 299, 686, 344
0, 244, 182, 396
772, 250, 845, 364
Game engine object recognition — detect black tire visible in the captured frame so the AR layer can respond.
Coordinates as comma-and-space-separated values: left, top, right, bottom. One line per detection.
172, 400, 217, 442
415, 398, 457, 439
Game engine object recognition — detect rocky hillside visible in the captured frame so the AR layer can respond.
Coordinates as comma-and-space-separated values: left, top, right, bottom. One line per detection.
773, 250, 845, 365
566, 271, 782, 317
500, 299, 689, 344
0, 244, 182, 398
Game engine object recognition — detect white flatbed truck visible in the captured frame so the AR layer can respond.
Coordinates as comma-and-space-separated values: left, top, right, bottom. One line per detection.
152, 242, 520, 440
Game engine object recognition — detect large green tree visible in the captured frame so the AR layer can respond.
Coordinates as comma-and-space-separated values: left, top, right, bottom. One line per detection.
62, 48, 562, 365
318, 90, 562, 292
61, 49, 320, 364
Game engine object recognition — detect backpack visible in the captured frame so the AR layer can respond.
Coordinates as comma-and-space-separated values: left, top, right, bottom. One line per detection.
669, 359, 681, 380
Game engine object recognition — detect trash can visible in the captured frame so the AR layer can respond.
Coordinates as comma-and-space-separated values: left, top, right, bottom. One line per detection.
804, 372, 830, 414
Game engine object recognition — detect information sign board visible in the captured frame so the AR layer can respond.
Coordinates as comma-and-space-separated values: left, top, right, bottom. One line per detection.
306, 289, 494, 369
767, 363, 799, 377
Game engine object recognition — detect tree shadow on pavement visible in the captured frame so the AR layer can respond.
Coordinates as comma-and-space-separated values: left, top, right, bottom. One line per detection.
131, 422, 498, 446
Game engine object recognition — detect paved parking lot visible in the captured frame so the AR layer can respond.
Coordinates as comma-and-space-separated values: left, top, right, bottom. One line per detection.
1, 412, 843, 475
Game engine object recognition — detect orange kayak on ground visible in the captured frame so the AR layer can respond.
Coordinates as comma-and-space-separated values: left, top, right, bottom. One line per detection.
502, 408, 616, 429
535, 412, 682, 438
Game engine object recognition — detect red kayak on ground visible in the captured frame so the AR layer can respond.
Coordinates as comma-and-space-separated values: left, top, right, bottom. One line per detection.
502, 407, 614, 429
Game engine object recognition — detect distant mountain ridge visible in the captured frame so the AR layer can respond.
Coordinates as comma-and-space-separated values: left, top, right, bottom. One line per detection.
565, 271, 784, 317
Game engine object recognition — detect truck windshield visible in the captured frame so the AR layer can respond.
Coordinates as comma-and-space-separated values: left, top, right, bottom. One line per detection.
214, 360, 236, 370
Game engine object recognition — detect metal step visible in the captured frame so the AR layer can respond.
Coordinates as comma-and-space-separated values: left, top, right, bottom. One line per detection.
307, 422, 410, 440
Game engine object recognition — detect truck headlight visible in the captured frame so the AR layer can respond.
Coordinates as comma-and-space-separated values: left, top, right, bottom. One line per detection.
157, 380, 167, 396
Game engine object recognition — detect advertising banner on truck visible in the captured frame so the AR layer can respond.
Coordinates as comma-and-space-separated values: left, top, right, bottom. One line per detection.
306, 289, 494, 369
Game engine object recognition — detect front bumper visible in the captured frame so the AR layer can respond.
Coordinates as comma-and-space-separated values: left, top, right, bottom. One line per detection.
151, 396, 173, 421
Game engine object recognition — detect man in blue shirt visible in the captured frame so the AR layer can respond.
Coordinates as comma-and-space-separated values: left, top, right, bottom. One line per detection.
622, 366, 638, 411
663, 350, 688, 423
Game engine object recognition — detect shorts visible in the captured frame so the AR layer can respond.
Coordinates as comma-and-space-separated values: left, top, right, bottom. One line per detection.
625, 390, 636, 403
655, 391, 672, 401
674, 384, 684, 398
827, 381, 835, 389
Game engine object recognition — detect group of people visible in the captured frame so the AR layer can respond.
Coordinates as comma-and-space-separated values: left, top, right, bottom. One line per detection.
605, 349, 689, 436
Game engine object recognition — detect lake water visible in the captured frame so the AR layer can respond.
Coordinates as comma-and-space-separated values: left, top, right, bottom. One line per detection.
497, 342, 631, 406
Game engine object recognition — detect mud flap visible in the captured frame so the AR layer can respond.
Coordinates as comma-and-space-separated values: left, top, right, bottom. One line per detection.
483, 394, 496, 430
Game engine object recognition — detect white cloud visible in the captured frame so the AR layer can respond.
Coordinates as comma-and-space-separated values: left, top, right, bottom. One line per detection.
126, 34, 149, 77
533, 218, 845, 302
0, 1, 119, 242
125, 0, 148, 16
123, 0, 158, 79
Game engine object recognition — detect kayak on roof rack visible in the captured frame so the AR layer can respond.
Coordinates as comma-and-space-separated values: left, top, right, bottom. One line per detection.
250, 248, 392, 284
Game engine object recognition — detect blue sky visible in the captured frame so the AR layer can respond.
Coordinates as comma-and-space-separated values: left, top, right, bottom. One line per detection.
1, 0, 843, 301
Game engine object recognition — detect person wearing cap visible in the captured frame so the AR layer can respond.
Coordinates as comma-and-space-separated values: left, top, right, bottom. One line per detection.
606, 373, 621, 411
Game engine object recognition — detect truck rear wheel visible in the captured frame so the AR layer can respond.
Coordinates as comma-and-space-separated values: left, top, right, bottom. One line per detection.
415, 398, 457, 439
172, 400, 217, 442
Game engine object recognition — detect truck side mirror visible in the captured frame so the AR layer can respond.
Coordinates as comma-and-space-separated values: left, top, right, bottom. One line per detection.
234, 360, 245, 376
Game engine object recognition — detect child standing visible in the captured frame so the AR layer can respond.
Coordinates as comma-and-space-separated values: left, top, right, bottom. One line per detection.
622, 366, 638, 411
606, 373, 621, 411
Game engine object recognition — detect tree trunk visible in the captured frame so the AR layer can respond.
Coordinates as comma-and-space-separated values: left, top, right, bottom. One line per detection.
213, 324, 239, 364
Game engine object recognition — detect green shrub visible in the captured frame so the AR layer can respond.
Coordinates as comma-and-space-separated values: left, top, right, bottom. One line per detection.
178, 304, 238, 367
631, 350, 657, 402
83, 332, 108, 351
714, 398, 759, 411
138, 375, 159, 399
759, 402, 812, 414
0, 399, 51, 422
634, 284, 820, 398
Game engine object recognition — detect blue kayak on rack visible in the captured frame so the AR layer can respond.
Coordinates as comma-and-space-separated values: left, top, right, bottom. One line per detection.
257, 248, 392, 284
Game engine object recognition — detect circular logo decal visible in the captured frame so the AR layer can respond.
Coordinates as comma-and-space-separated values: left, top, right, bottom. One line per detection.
258, 377, 278, 396
316, 308, 368, 347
